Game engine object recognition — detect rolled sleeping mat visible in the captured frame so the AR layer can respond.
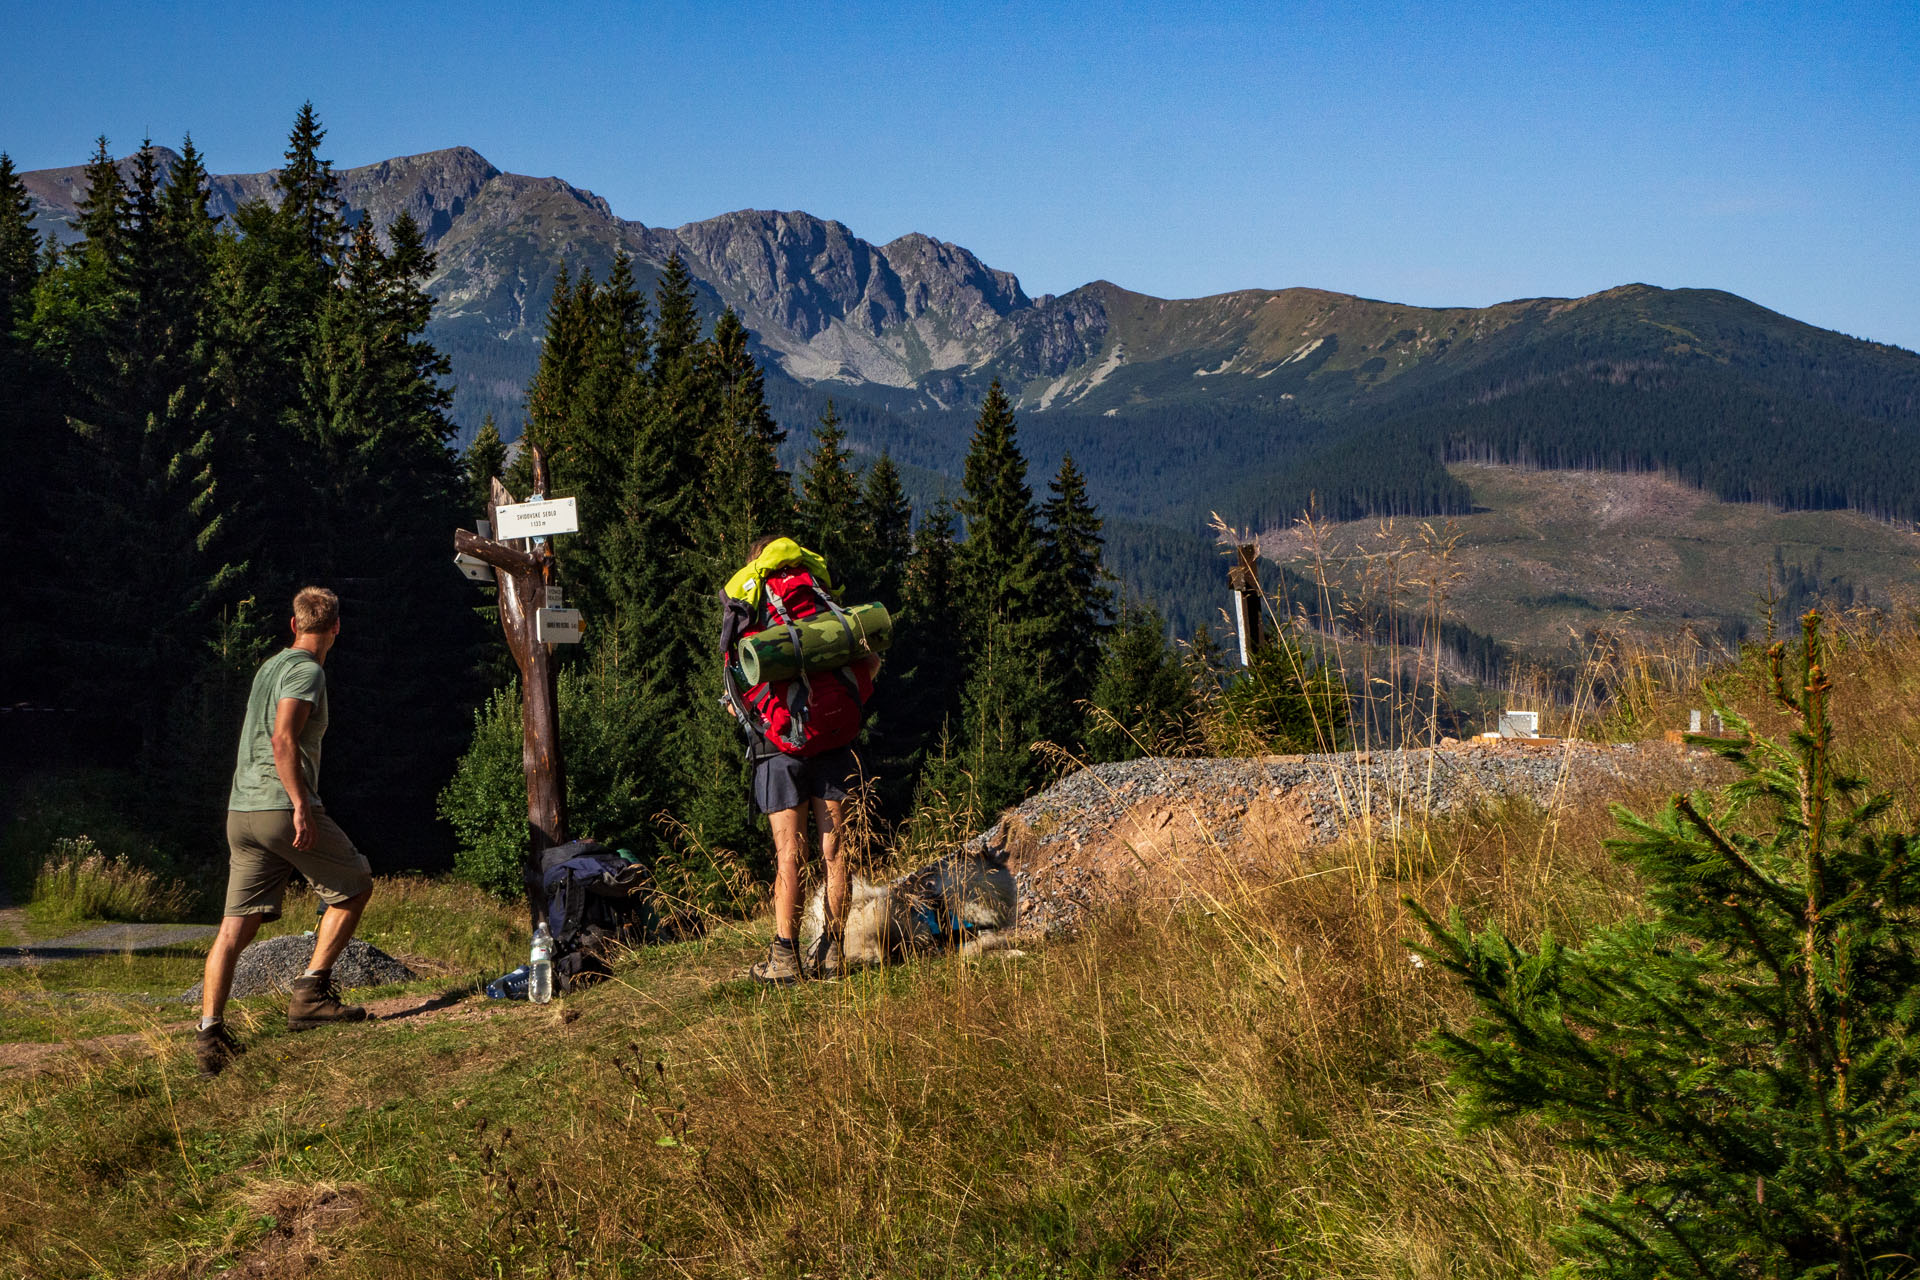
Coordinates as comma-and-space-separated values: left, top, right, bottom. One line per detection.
738, 602, 892, 685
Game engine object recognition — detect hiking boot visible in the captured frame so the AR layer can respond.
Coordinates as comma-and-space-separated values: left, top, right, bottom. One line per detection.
194, 1021, 244, 1077
804, 932, 846, 980
287, 970, 370, 1030
749, 937, 803, 985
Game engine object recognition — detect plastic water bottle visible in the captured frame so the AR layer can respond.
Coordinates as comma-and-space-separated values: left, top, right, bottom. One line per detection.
529, 922, 554, 1004
485, 966, 530, 1000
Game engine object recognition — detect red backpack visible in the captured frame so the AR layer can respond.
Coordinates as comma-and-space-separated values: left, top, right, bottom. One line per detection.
725, 564, 874, 759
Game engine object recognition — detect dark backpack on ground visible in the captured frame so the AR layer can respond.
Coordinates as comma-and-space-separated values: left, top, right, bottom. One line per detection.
721, 559, 874, 761
536, 840, 654, 991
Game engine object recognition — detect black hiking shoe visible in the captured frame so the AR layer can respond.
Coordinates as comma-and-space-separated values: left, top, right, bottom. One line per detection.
749, 937, 803, 985
287, 970, 369, 1030
195, 1021, 244, 1077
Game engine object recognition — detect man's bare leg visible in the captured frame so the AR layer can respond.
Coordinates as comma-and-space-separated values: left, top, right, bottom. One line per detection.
201, 913, 265, 1025
767, 805, 807, 941
307, 887, 370, 972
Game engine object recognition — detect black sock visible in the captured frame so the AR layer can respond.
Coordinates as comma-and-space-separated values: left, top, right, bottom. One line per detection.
774, 936, 796, 949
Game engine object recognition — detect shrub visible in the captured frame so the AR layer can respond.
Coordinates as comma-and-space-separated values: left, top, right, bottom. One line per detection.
439, 667, 658, 899
31, 836, 196, 924
1416, 613, 1920, 1278
439, 685, 530, 897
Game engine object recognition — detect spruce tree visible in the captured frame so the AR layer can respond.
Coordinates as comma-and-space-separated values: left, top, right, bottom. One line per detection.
44, 132, 240, 758
697, 307, 790, 570
859, 451, 912, 611
797, 400, 866, 586
464, 414, 508, 517
0, 152, 47, 706
951, 381, 1050, 811
73, 136, 129, 258
954, 380, 1042, 622
276, 101, 346, 271
617, 250, 707, 700
1087, 603, 1193, 762
1036, 451, 1112, 746
0, 152, 41, 323
1418, 613, 1920, 1278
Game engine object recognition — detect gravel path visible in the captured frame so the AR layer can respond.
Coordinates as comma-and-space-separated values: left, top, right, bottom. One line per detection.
0, 921, 217, 969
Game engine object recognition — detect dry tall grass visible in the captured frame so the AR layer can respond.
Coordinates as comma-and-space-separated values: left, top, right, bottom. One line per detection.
29, 836, 196, 924
4, 606, 1917, 1277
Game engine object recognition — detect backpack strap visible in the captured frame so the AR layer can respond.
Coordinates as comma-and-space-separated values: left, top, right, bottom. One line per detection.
764, 579, 815, 724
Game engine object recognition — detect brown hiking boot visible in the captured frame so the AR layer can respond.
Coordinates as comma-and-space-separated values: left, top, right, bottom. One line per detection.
195, 1021, 244, 1077
749, 937, 803, 985
804, 932, 846, 980
287, 970, 369, 1030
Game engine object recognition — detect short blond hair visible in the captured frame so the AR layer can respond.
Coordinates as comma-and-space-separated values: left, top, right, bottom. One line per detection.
293, 586, 340, 634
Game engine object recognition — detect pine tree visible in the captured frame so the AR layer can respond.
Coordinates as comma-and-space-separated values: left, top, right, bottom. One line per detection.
616, 251, 706, 695
859, 451, 912, 611
1036, 452, 1112, 747
0, 152, 48, 705
276, 101, 346, 271
0, 152, 41, 323
1086, 603, 1194, 762
73, 136, 129, 259
464, 414, 508, 516
43, 132, 240, 758
797, 401, 866, 586
951, 381, 1050, 811
954, 380, 1042, 624
697, 307, 790, 571
1417, 614, 1920, 1277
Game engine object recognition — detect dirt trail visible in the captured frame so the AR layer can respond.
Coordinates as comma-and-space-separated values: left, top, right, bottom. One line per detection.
0, 987, 491, 1077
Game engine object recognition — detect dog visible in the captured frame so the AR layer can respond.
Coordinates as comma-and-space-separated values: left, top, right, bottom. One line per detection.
801, 842, 1020, 971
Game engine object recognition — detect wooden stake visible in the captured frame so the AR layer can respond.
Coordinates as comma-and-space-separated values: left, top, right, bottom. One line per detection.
453, 444, 567, 928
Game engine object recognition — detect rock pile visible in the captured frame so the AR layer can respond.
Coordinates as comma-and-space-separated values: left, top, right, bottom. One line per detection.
967, 740, 1714, 938
182, 935, 415, 1001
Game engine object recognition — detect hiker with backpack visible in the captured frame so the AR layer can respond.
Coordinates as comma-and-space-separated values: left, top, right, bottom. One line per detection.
719, 535, 884, 983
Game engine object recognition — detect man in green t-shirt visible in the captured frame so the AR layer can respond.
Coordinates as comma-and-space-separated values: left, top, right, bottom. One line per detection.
195, 586, 376, 1076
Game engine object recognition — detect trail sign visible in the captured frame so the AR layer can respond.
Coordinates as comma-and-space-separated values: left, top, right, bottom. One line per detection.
495, 496, 579, 539
454, 552, 495, 583
537, 607, 584, 644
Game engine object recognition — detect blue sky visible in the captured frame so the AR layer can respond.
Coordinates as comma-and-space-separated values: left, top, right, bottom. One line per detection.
4, 0, 1915, 349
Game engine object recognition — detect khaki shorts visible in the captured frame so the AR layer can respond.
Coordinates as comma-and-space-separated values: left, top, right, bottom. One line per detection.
224, 808, 373, 919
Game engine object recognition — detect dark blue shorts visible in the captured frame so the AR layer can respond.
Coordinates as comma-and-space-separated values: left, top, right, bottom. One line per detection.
752, 745, 858, 815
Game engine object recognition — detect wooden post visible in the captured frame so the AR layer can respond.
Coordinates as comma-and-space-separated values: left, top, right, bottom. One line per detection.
1229, 543, 1263, 666
453, 444, 567, 929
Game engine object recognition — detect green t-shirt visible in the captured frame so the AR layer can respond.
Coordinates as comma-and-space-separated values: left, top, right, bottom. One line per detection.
228, 647, 329, 811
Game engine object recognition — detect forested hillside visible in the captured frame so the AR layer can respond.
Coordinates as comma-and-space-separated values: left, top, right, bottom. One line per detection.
9, 111, 1278, 883
22, 144, 1919, 549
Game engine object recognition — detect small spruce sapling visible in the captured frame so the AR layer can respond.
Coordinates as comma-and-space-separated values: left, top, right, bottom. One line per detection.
1412, 612, 1920, 1279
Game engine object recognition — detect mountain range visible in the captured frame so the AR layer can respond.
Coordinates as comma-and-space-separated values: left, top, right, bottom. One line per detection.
21, 144, 1920, 637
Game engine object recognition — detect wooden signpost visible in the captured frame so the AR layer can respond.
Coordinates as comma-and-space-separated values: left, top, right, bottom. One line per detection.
452, 444, 580, 927
1229, 543, 1263, 666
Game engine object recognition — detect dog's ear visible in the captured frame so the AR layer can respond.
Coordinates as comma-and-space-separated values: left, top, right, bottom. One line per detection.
979, 842, 1011, 870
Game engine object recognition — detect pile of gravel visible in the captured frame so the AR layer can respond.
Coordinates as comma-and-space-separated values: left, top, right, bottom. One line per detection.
182, 935, 415, 1001
965, 742, 1713, 937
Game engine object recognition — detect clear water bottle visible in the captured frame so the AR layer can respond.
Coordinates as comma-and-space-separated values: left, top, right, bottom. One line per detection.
529, 922, 554, 1004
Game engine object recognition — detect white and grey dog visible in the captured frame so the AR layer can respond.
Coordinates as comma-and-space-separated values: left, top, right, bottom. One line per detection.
801, 843, 1019, 970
